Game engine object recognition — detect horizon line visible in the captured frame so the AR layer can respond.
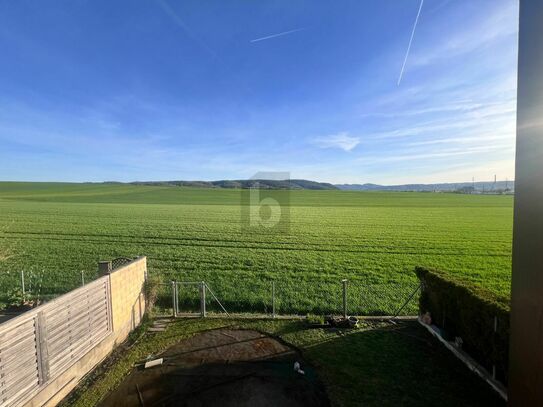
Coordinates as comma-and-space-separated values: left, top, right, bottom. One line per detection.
0, 178, 516, 186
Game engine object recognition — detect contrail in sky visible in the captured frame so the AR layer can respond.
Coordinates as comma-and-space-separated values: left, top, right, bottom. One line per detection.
156, 0, 219, 60
398, 0, 424, 85
250, 28, 305, 43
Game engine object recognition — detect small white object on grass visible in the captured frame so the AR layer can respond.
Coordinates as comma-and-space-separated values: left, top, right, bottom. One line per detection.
293, 361, 305, 375
148, 327, 166, 332
144, 358, 163, 369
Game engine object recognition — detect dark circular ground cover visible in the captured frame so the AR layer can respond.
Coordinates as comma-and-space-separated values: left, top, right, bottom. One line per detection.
100, 328, 329, 407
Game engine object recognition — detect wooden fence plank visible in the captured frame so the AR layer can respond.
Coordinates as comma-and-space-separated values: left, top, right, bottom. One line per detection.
0, 275, 112, 407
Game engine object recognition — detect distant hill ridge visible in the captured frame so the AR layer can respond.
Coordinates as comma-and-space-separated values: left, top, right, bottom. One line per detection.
335, 181, 514, 192
128, 179, 338, 190
102, 179, 515, 191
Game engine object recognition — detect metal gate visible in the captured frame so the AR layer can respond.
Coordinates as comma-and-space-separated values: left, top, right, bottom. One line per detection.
171, 281, 229, 317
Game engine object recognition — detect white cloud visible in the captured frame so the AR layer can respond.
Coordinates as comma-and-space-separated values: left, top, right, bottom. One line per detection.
406, 131, 513, 147
313, 132, 360, 152
357, 143, 514, 166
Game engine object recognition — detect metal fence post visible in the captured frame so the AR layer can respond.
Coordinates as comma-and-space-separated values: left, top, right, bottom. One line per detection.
81, 270, 85, 286
21, 270, 25, 301
175, 282, 179, 316
272, 281, 276, 319
200, 281, 206, 318
342, 279, 348, 318
171, 281, 177, 317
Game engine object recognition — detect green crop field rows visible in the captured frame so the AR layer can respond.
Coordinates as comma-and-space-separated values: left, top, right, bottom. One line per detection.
0, 182, 513, 315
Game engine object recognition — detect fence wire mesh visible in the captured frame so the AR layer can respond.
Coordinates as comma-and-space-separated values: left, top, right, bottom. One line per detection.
0, 268, 99, 308
1, 267, 421, 317
153, 277, 420, 317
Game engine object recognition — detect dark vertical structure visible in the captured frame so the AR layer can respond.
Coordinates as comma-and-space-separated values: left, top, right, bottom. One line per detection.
509, 1, 543, 405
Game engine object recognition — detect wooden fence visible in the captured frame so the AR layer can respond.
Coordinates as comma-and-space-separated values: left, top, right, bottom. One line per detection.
0, 276, 111, 406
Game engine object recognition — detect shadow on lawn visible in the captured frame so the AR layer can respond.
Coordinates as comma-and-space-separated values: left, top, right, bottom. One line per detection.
294, 321, 505, 407
62, 318, 506, 407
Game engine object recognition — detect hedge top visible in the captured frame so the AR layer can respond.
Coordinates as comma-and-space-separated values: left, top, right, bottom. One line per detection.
415, 266, 510, 313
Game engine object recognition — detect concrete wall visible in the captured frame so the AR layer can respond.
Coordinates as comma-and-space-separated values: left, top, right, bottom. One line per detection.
22, 256, 147, 407
109, 257, 146, 343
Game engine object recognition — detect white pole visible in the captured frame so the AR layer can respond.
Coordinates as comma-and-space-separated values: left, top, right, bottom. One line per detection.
272, 281, 276, 318
200, 281, 206, 318
342, 279, 348, 319
21, 270, 25, 301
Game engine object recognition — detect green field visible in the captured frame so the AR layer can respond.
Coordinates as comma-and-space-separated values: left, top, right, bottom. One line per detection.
0, 182, 513, 314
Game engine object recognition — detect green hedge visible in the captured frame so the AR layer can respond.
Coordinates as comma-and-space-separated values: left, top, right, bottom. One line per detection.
415, 266, 510, 385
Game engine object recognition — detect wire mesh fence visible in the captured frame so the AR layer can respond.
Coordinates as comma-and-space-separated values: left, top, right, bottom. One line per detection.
154, 277, 421, 317
0, 268, 100, 308
1, 267, 421, 318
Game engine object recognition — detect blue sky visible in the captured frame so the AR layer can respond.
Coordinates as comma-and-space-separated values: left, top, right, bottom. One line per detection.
0, 0, 518, 184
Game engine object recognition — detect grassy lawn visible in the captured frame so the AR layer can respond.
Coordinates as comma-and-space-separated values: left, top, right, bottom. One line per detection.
0, 182, 513, 314
63, 317, 504, 407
